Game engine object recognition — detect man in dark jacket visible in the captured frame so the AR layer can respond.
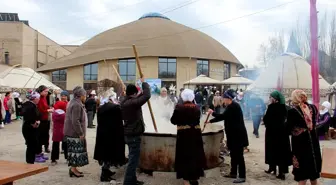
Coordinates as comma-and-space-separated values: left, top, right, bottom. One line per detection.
121, 77, 150, 185
207, 89, 249, 184
85, 94, 96, 128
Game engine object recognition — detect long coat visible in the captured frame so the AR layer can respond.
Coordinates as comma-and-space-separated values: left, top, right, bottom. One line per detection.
210, 101, 249, 150
94, 102, 126, 166
170, 102, 206, 180
287, 103, 322, 182
263, 103, 292, 171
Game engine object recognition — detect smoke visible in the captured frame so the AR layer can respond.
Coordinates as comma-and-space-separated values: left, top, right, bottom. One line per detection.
142, 95, 223, 134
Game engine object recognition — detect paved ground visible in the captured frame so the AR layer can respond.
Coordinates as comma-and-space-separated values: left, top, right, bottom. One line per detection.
0, 119, 335, 185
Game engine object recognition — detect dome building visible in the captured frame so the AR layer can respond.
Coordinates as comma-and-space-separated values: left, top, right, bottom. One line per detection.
37, 12, 241, 93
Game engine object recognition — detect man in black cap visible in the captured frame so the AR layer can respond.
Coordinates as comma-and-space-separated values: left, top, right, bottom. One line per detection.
121, 77, 150, 185
207, 89, 249, 183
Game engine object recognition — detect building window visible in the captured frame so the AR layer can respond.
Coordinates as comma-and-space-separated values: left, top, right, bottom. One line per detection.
224, 62, 231, 80
119, 58, 136, 82
197, 59, 209, 76
4, 51, 9, 65
52, 69, 66, 90
158, 58, 176, 78
83, 63, 98, 81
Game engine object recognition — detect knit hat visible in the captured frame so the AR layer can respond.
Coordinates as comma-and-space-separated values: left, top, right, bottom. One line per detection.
126, 84, 138, 96
60, 90, 69, 97
223, 89, 236, 100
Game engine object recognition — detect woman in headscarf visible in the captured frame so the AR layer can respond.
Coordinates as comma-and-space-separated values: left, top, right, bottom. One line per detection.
287, 89, 321, 185
94, 95, 126, 182
21, 91, 42, 164
170, 89, 206, 185
316, 101, 332, 139
263, 91, 292, 180
13, 92, 22, 120
51, 91, 69, 165
207, 89, 249, 184
64, 86, 89, 178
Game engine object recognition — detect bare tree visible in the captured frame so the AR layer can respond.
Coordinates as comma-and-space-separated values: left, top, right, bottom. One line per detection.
256, 32, 285, 66
328, 12, 336, 58
257, 43, 268, 66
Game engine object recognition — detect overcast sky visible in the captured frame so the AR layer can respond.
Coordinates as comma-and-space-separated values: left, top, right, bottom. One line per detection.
1, 0, 336, 66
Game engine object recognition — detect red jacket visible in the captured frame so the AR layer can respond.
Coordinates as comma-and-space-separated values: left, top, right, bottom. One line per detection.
37, 96, 49, 120
4, 97, 9, 110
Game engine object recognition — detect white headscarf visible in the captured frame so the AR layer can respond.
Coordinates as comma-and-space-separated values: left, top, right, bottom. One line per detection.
320, 101, 331, 115
12, 92, 20, 98
181, 89, 195, 102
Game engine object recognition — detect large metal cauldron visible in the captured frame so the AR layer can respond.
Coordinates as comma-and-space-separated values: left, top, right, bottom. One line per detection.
139, 124, 224, 172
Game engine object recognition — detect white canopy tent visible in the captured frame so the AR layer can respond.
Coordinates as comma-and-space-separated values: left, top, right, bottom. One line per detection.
0, 66, 61, 90
222, 74, 253, 90
247, 53, 330, 98
184, 74, 222, 85
183, 74, 222, 90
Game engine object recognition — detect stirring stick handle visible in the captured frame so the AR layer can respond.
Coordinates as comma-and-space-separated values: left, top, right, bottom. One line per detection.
132, 44, 158, 133
202, 113, 211, 132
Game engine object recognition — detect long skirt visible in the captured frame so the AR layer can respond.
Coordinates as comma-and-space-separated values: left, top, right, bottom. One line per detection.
175, 127, 206, 180
66, 136, 89, 167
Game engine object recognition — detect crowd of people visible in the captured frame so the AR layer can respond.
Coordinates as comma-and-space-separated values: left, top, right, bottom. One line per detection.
1, 79, 335, 185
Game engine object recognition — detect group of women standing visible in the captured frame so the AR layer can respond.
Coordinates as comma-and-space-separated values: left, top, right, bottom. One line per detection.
263, 89, 322, 185
21, 86, 90, 178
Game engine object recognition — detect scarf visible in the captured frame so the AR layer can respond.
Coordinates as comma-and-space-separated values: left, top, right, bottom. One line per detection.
320, 101, 331, 115
291, 89, 313, 130
270, 90, 285, 104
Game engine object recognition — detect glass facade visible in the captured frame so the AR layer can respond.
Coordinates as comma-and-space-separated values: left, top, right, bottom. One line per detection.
197, 59, 209, 76
158, 58, 176, 78
83, 63, 98, 81
51, 69, 67, 90
119, 58, 136, 82
224, 62, 231, 80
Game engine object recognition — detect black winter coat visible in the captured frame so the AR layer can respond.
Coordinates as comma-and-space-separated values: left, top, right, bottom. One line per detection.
121, 82, 151, 136
210, 101, 249, 150
263, 103, 292, 170
94, 102, 126, 166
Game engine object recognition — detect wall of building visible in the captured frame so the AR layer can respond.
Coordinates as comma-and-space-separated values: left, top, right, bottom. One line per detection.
0, 22, 72, 69
66, 65, 83, 90
176, 57, 197, 91
97, 59, 118, 81
136, 56, 159, 79
0, 22, 23, 66
230, 63, 237, 76
55, 56, 238, 92
62, 45, 79, 53
209, 59, 224, 81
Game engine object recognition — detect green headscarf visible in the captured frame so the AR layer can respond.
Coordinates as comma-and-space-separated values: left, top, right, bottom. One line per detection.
270, 90, 285, 104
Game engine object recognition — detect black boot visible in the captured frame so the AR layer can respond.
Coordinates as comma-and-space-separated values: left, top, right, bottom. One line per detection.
189, 180, 199, 185
264, 165, 276, 175
100, 169, 115, 182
